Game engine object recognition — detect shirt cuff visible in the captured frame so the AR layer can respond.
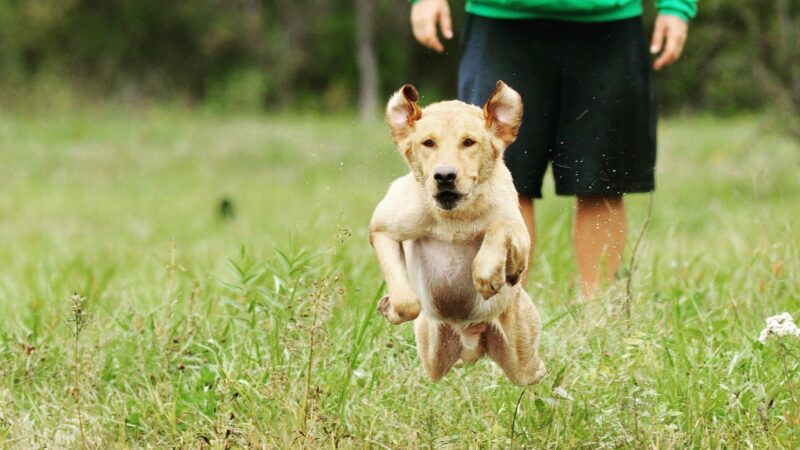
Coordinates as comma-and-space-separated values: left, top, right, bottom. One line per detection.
657, 6, 694, 21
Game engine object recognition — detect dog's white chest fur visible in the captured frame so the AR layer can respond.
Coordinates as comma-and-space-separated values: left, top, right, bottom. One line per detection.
403, 237, 508, 325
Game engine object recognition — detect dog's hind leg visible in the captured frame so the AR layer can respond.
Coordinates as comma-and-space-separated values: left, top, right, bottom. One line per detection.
414, 315, 462, 382
485, 290, 546, 386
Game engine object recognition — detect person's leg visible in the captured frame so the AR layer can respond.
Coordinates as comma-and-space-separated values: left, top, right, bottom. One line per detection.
458, 14, 557, 233
551, 18, 655, 297
573, 195, 626, 298
518, 195, 536, 284
518, 195, 536, 256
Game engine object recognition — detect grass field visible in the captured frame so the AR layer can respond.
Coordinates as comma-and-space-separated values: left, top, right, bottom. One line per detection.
0, 109, 799, 448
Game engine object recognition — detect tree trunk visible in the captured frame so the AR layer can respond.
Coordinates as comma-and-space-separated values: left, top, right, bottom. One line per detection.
356, 0, 379, 122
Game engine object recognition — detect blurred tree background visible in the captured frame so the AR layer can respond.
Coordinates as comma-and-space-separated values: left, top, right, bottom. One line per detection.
0, 0, 796, 131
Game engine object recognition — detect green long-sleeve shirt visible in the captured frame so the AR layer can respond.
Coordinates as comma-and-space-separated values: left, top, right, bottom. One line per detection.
417, 0, 697, 22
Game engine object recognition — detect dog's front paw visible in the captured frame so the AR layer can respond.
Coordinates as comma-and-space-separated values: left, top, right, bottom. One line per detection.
503, 236, 529, 286
505, 270, 523, 286
505, 251, 526, 286
377, 293, 420, 324
472, 255, 505, 300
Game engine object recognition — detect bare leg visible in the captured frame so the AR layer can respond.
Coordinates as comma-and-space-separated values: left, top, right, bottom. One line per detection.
518, 196, 536, 284
573, 195, 626, 298
485, 289, 546, 386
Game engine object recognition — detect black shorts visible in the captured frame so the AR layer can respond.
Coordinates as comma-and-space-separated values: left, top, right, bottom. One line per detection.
458, 14, 657, 198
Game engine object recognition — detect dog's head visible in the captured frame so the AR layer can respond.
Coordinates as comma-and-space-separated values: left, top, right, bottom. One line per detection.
386, 81, 522, 211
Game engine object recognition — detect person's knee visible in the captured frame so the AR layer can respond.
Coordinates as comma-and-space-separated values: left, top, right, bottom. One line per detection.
576, 194, 623, 210
518, 194, 534, 205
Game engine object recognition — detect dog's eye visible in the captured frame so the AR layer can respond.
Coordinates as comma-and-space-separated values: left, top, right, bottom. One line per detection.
463, 138, 475, 147
422, 139, 435, 148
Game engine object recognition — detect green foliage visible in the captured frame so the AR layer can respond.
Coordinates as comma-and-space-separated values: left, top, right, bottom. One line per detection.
646, 0, 799, 122
0, 110, 798, 446
1, 0, 796, 118
205, 68, 270, 112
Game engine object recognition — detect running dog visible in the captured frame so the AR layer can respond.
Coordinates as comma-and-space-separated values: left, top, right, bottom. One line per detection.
369, 81, 545, 385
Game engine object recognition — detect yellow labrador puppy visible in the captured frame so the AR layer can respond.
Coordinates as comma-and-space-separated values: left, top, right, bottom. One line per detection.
369, 81, 545, 386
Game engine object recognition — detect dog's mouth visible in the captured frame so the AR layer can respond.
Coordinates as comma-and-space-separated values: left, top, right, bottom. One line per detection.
434, 190, 463, 210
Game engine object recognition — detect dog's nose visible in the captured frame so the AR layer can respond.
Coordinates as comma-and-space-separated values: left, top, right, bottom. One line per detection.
434, 166, 458, 187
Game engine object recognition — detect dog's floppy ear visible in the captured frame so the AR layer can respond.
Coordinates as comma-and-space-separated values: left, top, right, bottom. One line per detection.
386, 84, 422, 143
483, 81, 523, 147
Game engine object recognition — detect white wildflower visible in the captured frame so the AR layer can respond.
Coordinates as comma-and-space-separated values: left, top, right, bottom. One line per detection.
553, 386, 574, 401
758, 312, 800, 344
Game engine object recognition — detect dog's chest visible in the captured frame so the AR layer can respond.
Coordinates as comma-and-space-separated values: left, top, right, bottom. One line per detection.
404, 237, 482, 322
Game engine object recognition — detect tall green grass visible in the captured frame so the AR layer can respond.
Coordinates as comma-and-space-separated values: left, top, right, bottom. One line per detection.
0, 110, 798, 448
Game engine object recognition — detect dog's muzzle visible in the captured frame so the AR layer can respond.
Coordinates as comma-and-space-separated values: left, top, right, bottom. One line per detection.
433, 166, 462, 210
434, 190, 462, 210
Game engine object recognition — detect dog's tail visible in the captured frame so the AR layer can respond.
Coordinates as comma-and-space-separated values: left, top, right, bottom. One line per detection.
455, 322, 490, 364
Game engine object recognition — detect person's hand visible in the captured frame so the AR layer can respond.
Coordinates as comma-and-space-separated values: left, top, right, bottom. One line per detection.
650, 14, 688, 70
411, 0, 453, 53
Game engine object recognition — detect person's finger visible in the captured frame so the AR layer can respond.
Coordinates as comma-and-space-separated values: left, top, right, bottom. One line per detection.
423, 32, 444, 52
424, 37, 444, 53
653, 49, 673, 70
411, 20, 427, 46
650, 20, 666, 54
672, 31, 687, 59
653, 29, 681, 70
422, 35, 444, 53
412, 15, 443, 52
422, 17, 444, 52
410, 6, 428, 46
439, 2, 453, 40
